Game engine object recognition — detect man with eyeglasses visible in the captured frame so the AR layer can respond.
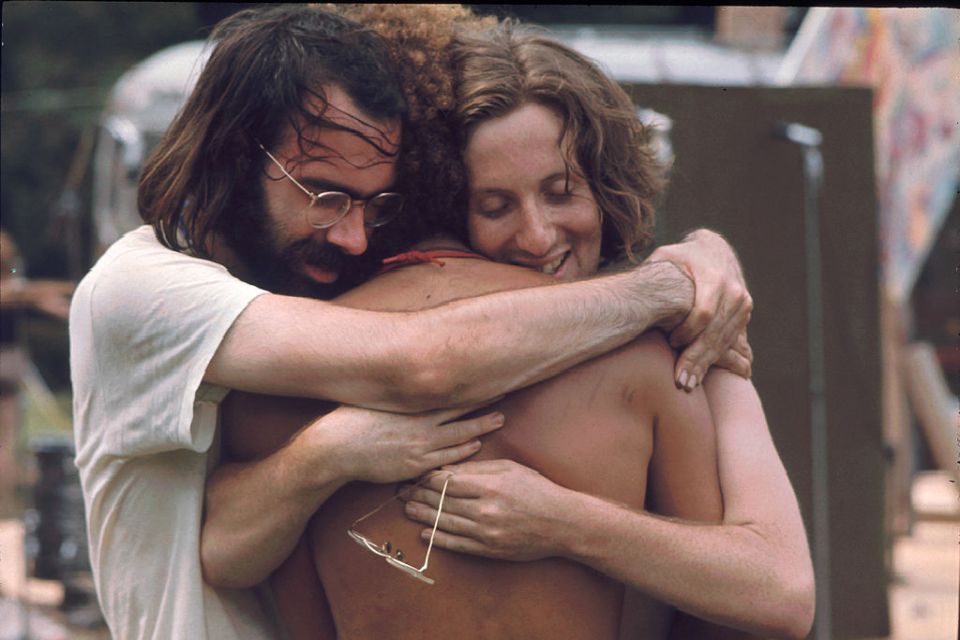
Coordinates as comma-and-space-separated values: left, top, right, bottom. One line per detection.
69, 6, 754, 640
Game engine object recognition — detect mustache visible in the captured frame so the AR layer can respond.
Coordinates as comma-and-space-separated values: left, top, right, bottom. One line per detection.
283, 240, 346, 272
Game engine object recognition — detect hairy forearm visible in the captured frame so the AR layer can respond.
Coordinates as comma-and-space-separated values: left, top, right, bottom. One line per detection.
208, 261, 692, 411
201, 430, 345, 588
558, 492, 812, 639
416, 260, 692, 408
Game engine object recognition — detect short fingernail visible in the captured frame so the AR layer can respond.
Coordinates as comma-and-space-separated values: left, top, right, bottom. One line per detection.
491, 412, 505, 426
686, 374, 698, 391
678, 370, 689, 389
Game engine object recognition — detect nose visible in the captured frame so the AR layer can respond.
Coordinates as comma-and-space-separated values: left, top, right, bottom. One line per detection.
324, 202, 369, 256
513, 205, 556, 258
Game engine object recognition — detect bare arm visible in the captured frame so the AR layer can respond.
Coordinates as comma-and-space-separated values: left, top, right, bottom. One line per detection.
642, 363, 731, 639
202, 256, 686, 588
602, 372, 813, 638
201, 403, 505, 588
205, 260, 692, 411
576, 373, 814, 639
699, 370, 815, 634
406, 372, 813, 638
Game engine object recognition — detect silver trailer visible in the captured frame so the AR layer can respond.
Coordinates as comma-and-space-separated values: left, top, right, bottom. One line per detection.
91, 40, 209, 255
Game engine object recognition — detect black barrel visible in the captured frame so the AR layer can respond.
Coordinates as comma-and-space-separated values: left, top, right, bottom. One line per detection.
24, 434, 100, 620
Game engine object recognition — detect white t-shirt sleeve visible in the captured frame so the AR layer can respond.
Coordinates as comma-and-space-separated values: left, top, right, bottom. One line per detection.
71, 227, 266, 457
70, 228, 280, 640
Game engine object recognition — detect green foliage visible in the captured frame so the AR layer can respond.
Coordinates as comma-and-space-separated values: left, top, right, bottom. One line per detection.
1, 1, 203, 278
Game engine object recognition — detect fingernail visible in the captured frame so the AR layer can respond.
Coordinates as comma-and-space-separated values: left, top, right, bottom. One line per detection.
686, 374, 698, 391
678, 370, 689, 389
492, 412, 505, 426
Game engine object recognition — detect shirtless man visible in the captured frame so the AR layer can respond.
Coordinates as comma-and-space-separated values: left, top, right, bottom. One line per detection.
222, 240, 728, 639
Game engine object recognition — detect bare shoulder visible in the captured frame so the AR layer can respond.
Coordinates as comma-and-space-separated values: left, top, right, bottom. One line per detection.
629, 330, 676, 364
335, 257, 552, 312
602, 330, 713, 422
616, 330, 677, 388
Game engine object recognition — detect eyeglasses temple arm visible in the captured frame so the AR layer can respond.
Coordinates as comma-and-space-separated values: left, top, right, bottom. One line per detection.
418, 476, 450, 572
257, 142, 317, 202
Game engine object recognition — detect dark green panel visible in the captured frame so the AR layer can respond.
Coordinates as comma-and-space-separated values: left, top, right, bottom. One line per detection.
625, 83, 886, 639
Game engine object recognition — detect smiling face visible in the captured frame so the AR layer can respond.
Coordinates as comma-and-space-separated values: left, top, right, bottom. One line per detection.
464, 102, 602, 280
228, 84, 401, 297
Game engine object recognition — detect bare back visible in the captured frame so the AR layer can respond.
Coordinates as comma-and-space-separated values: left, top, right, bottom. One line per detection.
222, 245, 721, 639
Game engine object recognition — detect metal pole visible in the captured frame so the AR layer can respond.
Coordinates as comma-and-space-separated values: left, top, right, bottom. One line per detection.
775, 121, 832, 640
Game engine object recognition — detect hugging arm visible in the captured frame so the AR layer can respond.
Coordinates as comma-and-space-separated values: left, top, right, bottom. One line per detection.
202, 402, 505, 588
205, 260, 693, 412
201, 238, 754, 595
697, 371, 815, 635
201, 260, 696, 586
406, 372, 813, 639
649, 229, 754, 389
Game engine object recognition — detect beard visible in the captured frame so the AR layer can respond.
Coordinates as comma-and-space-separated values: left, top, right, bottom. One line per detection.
217, 180, 375, 299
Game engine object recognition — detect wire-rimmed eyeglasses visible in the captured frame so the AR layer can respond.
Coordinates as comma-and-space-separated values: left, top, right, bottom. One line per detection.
347, 475, 451, 585
258, 143, 404, 229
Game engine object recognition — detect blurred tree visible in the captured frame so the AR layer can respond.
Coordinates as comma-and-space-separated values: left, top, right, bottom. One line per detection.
1, 1, 205, 278
1, 2, 228, 391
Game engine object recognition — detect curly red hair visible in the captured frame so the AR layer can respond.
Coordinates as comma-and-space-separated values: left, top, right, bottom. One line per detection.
333, 4, 494, 249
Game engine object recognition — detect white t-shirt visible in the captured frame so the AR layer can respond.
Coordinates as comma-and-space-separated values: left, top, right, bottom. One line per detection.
70, 226, 279, 639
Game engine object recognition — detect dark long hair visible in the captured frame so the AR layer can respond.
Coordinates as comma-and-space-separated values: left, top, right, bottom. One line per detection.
137, 4, 406, 256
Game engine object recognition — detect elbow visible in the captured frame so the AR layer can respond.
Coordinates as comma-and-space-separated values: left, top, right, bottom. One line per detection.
733, 539, 815, 639
770, 599, 815, 640
388, 345, 474, 412
199, 545, 232, 589
383, 310, 504, 411
200, 562, 230, 590
787, 571, 816, 640
768, 561, 816, 639
200, 535, 256, 590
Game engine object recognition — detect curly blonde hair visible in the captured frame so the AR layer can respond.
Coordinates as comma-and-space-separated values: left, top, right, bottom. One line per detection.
333, 4, 494, 249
